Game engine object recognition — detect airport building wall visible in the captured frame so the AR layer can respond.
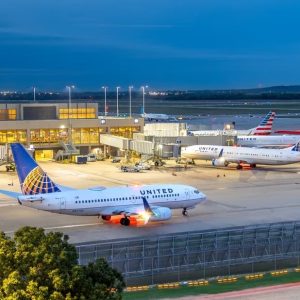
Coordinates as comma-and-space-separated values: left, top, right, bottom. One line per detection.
144, 123, 187, 137
0, 102, 144, 157
75, 221, 300, 285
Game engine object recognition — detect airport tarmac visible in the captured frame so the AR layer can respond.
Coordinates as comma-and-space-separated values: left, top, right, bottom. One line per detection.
1, 159, 300, 244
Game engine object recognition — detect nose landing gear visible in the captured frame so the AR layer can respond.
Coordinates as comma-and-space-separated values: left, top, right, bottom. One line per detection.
182, 208, 188, 216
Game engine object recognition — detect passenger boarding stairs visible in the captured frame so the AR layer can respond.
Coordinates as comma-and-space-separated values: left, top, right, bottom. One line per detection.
55, 142, 79, 161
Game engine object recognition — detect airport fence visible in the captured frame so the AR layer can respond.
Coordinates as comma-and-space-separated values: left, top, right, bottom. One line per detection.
75, 220, 300, 285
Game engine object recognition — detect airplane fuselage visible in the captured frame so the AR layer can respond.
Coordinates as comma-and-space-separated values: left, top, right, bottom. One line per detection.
237, 135, 300, 148
18, 184, 205, 216
181, 145, 300, 165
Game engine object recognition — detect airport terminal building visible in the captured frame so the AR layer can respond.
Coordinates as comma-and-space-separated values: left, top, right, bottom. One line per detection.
0, 102, 143, 159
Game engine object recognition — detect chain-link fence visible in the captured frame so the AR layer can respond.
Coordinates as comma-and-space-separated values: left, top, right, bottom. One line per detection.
75, 221, 300, 285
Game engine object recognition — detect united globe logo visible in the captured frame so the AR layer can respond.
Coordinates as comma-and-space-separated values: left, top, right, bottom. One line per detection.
21, 166, 60, 195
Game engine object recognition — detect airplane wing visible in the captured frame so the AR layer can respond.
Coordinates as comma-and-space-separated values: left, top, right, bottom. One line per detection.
101, 204, 148, 216
100, 197, 171, 225
0, 189, 22, 199
225, 158, 255, 164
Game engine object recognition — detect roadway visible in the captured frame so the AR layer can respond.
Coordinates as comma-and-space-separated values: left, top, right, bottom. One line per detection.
1, 160, 300, 244
197, 282, 300, 299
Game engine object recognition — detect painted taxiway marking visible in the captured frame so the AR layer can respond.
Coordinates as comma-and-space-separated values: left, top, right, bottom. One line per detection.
44, 223, 101, 230
4, 223, 101, 235
0, 203, 18, 207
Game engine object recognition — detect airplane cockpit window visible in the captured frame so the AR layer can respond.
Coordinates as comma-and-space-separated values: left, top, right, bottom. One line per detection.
194, 190, 200, 194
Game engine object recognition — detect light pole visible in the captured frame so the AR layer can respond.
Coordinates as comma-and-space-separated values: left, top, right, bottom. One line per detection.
102, 86, 108, 116
33, 86, 36, 102
66, 85, 75, 143
116, 86, 120, 117
141, 85, 148, 115
129, 86, 133, 118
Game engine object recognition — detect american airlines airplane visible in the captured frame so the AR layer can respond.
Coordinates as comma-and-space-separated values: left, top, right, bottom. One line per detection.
181, 142, 300, 169
0, 143, 206, 226
190, 111, 275, 136
237, 135, 300, 148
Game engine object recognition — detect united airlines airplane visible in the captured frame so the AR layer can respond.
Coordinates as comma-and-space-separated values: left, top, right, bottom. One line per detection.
181, 141, 300, 169
190, 111, 275, 136
0, 143, 206, 226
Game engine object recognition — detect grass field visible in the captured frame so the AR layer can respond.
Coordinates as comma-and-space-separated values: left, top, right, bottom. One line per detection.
123, 272, 300, 300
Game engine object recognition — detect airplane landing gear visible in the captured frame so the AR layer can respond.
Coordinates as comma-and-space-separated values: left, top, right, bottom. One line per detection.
182, 208, 188, 216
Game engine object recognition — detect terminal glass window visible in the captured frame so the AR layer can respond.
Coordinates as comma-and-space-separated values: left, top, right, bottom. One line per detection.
8, 109, 17, 120
0, 130, 26, 143
71, 128, 101, 144
59, 108, 96, 119
0, 109, 17, 120
30, 129, 68, 144
110, 126, 140, 138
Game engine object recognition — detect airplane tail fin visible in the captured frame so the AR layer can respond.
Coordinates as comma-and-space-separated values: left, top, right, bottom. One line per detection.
11, 143, 61, 195
249, 111, 276, 135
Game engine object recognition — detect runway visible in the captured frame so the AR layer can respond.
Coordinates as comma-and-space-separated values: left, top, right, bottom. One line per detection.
1, 160, 300, 243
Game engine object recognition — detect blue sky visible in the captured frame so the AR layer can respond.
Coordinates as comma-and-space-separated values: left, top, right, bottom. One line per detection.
1, 0, 300, 90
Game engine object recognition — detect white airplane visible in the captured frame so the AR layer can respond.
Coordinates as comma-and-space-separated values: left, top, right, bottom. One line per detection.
190, 111, 275, 136
237, 135, 300, 148
181, 142, 300, 169
0, 143, 206, 226
142, 113, 174, 121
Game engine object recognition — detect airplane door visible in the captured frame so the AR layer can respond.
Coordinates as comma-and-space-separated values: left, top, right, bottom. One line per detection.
59, 197, 66, 210
184, 189, 190, 200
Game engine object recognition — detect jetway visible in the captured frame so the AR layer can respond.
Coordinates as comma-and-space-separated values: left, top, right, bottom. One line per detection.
99, 132, 236, 158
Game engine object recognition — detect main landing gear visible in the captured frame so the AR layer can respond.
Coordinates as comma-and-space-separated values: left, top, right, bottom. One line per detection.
182, 208, 188, 216
120, 217, 130, 226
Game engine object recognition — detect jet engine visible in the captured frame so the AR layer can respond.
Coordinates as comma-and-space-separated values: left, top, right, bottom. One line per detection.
149, 207, 172, 221
212, 157, 228, 167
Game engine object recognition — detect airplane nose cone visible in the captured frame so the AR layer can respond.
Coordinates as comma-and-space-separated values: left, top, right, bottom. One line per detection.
200, 192, 207, 201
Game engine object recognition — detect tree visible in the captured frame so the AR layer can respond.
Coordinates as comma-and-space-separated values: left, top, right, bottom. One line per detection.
0, 227, 125, 300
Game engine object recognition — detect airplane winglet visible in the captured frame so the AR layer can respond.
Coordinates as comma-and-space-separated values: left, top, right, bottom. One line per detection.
218, 148, 224, 157
142, 196, 155, 215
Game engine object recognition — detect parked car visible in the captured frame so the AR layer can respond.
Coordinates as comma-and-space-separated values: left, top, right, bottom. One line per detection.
120, 165, 141, 172
135, 162, 151, 170
87, 153, 97, 162
111, 157, 121, 163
